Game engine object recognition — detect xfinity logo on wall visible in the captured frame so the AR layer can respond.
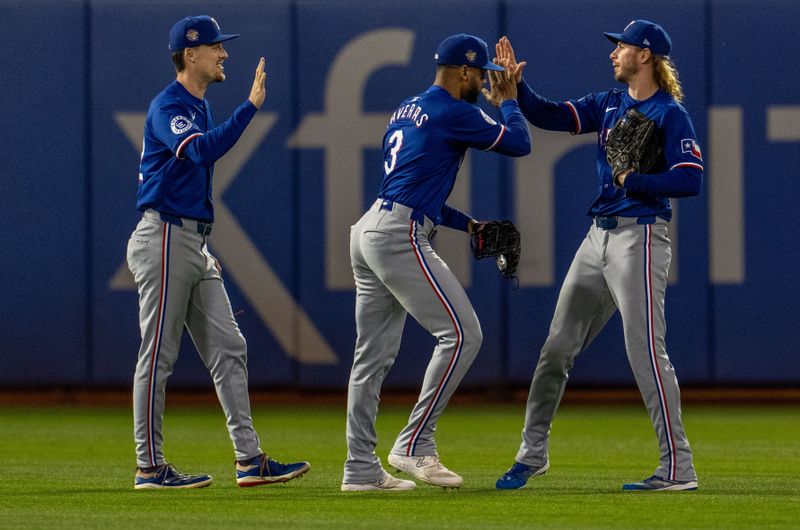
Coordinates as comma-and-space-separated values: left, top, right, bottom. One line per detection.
108, 27, 778, 365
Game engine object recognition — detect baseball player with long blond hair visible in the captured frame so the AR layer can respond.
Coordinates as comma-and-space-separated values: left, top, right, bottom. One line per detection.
491, 20, 703, 492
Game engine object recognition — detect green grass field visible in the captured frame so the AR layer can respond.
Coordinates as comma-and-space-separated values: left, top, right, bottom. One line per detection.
1, 402, 798, 529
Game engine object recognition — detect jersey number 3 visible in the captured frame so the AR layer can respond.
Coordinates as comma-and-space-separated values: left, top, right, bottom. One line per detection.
384, 130, 404, 175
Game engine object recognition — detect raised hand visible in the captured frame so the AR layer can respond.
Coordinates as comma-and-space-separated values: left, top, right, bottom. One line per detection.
481, 63, 518, 106
248, 57, 267, 109
496, 36, 526, 84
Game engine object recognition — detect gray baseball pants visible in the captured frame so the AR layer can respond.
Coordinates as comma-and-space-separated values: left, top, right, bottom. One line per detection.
343, 199, 482, 484
127, 210, 262, 468
515, 218, 696, 482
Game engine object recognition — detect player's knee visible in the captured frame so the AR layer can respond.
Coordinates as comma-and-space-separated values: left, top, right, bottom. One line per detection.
538, 340, 576, 371
221, 333, 248, 362
459, 317, 483, 358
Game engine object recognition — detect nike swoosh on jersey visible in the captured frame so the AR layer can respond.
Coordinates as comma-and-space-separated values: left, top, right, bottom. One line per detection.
605, 107, 618, 113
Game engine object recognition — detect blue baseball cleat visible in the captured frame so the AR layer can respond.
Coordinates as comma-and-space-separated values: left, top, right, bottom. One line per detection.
495, 460, 550, 490
236, 453, 311, 487
622, 475, 698, 491
134, 463, 212, 489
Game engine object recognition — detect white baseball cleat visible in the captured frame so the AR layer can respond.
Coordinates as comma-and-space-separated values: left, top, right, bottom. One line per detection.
340, 470, 416, 492
388, 453, 463, 488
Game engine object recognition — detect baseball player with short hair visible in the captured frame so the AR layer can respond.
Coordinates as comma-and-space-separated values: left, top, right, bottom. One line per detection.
492, 21, 702, 491
341, 33, 531, 492
128, 15, 309, 489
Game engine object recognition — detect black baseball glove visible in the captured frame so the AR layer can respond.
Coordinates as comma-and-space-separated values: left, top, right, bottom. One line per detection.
471, 220, 521, 279
605, 108, 663, 186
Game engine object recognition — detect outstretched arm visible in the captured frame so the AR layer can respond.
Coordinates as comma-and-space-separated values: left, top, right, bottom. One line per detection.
180, 57, 265, 165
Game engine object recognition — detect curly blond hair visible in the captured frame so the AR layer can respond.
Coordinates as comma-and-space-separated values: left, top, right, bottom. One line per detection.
652, 55, 684, 104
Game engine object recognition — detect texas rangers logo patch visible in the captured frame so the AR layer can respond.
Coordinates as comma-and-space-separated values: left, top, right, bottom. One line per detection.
170, 116, 193, 135
681, 138, 703, 160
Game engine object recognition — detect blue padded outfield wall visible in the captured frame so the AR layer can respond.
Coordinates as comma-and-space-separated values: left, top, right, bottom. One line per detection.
2, 0, 798, 388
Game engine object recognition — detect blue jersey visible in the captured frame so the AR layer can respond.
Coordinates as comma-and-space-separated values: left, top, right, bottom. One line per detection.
517, 80, 703, 220
137, 80, 257, 222
378, 85, 531, 231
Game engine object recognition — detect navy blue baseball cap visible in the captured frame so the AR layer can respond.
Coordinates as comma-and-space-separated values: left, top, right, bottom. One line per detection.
169, 16, 240, 52
435, 33, 504, 71
604, 20, 672, 56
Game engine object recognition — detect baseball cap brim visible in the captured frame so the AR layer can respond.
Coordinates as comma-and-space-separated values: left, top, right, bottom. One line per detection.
210, 33, 240, 44
483, 62, 505, 72
604, 32, 624, 45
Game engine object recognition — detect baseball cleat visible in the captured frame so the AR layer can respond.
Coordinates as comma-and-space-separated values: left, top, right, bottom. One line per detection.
622, 475, 698, 491
387, 453, 463, 488
495, 460, 550, 490
134, 463, 212, 489
341, 470, 417, 492
236, 454, 311, 487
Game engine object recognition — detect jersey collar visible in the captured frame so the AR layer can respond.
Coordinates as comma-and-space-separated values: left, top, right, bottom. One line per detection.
172, 80, 206, 106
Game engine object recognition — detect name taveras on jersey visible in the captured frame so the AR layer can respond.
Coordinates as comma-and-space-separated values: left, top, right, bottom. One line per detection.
389, 101, 429, 127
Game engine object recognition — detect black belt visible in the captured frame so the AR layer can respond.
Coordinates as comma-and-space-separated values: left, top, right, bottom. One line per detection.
150, 211, 213, 236
594, 215, 656, 230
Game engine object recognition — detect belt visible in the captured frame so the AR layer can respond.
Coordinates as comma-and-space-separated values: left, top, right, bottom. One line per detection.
594, 215, 656, 230
143, 210, 213, 236
373, 198, 427, 225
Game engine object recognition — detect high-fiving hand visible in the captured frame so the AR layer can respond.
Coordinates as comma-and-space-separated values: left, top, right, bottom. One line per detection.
481, 36, 526, 106
495, 36, 526, 84
248, 57, 267, 109
481, 65, 519, 106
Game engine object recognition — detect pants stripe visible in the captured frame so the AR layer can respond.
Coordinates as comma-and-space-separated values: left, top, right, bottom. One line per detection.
405, 221, 463, 456
145, 222, 170, 467
643, 224, 676, 480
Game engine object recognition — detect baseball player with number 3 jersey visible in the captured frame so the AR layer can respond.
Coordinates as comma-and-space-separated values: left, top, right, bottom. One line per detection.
493, 21, 702, 492
341, 34, 531, 492
128, 15, 309, 489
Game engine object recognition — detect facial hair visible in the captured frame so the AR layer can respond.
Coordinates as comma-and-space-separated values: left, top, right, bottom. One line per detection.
464, 84, 481, 103
614, 62, 635, 84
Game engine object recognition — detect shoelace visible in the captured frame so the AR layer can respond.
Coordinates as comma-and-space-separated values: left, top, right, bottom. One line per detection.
164, 464, 194, 481
171, 465, 195, 479
258, 455, 292, 477
141, 463, 193, 483
416, 456, 444, 471
142, 463, 169, 480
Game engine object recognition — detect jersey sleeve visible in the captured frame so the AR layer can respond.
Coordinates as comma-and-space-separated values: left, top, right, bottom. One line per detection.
439, 203, 472, 232
149, 103, 206, 159
149, 100, 258, 167
662, 106, 704, 173
622, 106, 703, 197
447, 101, 531, 156
517, 78, 604, 135
180, 100, 257, 166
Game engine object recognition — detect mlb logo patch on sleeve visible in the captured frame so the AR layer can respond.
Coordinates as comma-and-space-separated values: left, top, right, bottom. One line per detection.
681, 138, 702, 160
171, 116, 193, 135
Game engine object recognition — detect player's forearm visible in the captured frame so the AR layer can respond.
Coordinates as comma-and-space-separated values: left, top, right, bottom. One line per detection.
439, 204, 472, 232
493, 100, 531, 156
516, 79, 576, 132
622, 166, 702, 198
182, 100, 258, 167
